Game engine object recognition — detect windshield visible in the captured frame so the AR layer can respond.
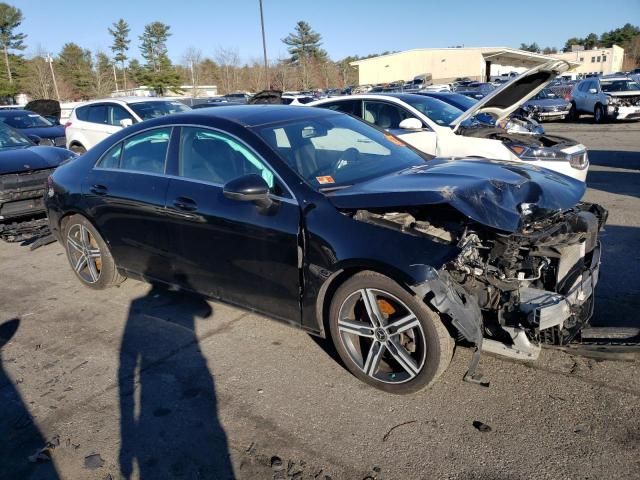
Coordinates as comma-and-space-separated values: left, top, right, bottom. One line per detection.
437, 93, 477, 110
0, 112, 53, 129
401, 95, 464, 126
600, 79, 640, 92
254, 113, 427, 189
128, 101, 190, 120
0, 123, 32, 148
534, 89, 558, 100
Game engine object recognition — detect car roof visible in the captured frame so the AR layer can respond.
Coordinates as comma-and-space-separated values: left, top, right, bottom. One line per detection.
76, 97, 184, 106
0, 109, 35, 116
173, 104, 338, 127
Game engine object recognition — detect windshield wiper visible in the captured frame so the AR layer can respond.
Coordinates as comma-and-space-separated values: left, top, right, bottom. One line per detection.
320, 185, 352, 193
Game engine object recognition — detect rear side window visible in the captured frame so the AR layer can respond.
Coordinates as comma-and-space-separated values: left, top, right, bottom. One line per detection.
320, 100, 362, 117
120, 128, 171, 174
75, 106, 89, 121
87, 105, 107, 124
97, 143, 122, 169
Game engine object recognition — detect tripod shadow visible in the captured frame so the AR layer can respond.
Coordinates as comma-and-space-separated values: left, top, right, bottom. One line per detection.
118, 274, 234, 479
0, 318, 59, 479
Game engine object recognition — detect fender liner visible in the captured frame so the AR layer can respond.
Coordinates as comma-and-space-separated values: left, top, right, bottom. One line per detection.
411, 267, 489, 387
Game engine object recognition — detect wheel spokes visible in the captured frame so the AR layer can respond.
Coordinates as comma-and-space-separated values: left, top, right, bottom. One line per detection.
386, 338, 420, 379
338, 318, 375, 338
387, 314, 419, 336
363, 341, 385, 376
67, 236, 84, 253
73, 253, 88, 273
360, 289, 383, 328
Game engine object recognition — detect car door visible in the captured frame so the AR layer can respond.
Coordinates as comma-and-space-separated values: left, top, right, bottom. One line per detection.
82, 127, 173, 277
163, 126, 301, 322
583, 81, 597, 113
362, 100, 437, 155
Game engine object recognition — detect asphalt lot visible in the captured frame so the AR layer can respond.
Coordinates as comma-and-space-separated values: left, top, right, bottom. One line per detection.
1, 120, 639, 480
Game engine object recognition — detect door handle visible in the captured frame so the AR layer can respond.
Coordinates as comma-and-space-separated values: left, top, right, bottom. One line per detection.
90, 184, 108, 195
173, 196, 198, 212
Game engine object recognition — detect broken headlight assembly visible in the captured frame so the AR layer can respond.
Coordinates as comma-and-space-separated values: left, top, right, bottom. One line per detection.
507, 144, 589, 170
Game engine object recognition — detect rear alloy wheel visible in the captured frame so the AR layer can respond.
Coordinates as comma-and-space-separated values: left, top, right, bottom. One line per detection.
64, 215, 124, 289
594, 104, 606, 124
329, 272, 453, 394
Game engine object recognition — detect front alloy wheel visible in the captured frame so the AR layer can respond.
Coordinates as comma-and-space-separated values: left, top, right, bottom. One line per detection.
329, 272, 453, 394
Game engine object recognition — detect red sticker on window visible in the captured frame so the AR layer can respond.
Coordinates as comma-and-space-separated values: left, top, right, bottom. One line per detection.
316, 175, 335, 184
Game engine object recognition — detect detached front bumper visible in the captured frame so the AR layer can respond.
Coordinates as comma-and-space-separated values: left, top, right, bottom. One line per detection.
533, 110, 570, 121
0, 189, 47, 220
607, 105, 640, 120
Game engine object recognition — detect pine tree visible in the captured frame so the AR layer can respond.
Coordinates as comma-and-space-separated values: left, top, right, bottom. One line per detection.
282, 21, 327, 89
57, 43, 94, 100
108, 19, 130, 89
138, 22, 181, 95
0, 2, 26, 85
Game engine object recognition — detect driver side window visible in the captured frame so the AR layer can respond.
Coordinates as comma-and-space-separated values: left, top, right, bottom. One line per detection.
362, 101, 411, 130
178, 127, 280, 193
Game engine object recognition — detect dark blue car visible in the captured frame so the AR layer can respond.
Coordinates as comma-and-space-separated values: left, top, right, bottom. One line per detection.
0, 109, 66, 147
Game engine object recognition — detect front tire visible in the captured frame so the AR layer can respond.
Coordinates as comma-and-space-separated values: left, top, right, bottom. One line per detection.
63, 215, 125, 289
328, 271, 453, 394
594, 104, 606, 124
567, 102, 578, 121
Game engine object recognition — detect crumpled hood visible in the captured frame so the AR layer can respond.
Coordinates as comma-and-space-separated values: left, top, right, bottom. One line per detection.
0, 146, 75, 175
327, 158, 586, 233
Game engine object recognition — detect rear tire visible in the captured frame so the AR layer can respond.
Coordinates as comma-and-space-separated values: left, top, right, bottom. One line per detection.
70, 144, 86, 155
63, 214, 125, 289
328, 271, 453, 394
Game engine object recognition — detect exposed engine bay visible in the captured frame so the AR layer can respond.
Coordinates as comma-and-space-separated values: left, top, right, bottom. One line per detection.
351, 202, 608, 366
609, 94, 640, 107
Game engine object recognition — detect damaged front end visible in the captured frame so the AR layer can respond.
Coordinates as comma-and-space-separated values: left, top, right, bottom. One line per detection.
351, 201, 607, 384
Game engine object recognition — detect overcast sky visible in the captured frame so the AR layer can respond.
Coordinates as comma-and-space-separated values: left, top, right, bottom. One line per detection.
18, 0, 640, 63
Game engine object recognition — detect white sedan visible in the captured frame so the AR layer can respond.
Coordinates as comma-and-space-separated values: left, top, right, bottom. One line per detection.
311, 61, 589, 182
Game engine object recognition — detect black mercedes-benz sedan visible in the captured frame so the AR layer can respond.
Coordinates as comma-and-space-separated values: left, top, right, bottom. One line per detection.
45, 106, 606, 393
0, 123, 76, 221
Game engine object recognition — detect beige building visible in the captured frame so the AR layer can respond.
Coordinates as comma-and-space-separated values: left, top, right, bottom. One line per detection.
350, 47, 561, 85
553, 45, 624, 76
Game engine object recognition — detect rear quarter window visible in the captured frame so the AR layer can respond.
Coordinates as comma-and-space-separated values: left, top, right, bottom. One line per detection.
75, 106, 89, 121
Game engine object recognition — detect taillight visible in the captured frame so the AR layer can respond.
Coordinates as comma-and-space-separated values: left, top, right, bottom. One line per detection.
64, 121, 72, 129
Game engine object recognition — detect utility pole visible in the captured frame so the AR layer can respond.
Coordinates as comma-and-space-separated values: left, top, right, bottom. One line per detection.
190, 60, 196, 97
259, 0, 269, 89
113, 63, 119, 92
47, 54, 60, 101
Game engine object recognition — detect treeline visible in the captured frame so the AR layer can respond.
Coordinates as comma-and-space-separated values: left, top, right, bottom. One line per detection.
0, 4, 361, 102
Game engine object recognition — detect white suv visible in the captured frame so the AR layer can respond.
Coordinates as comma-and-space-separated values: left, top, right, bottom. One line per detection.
570, 76, 640, 123
65, 97, 191, 153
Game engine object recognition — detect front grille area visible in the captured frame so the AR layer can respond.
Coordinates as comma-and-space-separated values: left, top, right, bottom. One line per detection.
0, 168, 54, 192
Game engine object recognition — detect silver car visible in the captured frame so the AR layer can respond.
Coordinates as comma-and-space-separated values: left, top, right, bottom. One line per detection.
570, 75, 640, 123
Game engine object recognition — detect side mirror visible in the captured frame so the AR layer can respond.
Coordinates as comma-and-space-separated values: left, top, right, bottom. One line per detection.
27, 134, 41, 145
223, 174, 272, 208
119, 118, 133, 128
398, 118, 423, 130
588, 88, 597, 94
